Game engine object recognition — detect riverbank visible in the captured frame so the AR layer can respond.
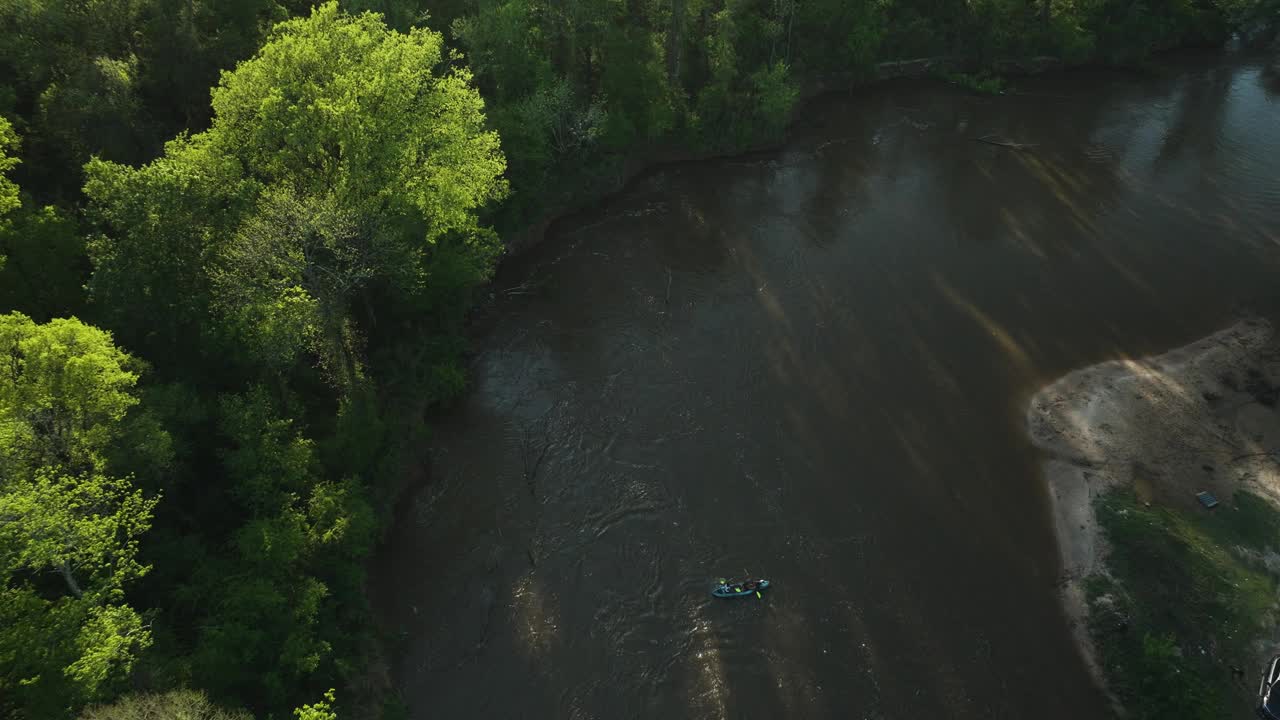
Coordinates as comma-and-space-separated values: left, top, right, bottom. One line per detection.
1028, 318, 1280, 712
497, 54, 1066, 257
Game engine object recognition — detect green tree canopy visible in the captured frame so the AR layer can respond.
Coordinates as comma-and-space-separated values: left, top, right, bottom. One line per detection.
87, 2, 509, 385
185, 387, 373, 707
0, 313, 159, 718
208, 1, 508, 235
0, 314, 143, 474
292, 689, 338, 720
0, 118, 88, 322
208, 1, 508, 384
84, 133, 254, 366
0, 117, 18, 220
0, 470, 158, 709
0, 116, 17, 275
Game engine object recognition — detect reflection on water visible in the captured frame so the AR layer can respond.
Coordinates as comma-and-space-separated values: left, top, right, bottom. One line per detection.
375, 52, 1280, 719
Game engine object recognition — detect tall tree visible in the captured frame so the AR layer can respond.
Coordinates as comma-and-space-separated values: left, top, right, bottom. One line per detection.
0, 117, 17, 220
0, 0, 150, 201
205, 1, 507, 247
83, 133, 254, 368
186, 387, 373, 707
0, 206, 87, 321
0, 313, 160, 719
0, 116, 88, 321
88, 1, 509, 387
0, 314, 144, 474
0, 116, 18, 275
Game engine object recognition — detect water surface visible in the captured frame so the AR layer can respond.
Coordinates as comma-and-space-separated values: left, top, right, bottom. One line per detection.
375, 52, 1280, 719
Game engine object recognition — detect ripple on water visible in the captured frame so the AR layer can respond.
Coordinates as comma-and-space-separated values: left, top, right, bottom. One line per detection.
1081, 142, 1116, 164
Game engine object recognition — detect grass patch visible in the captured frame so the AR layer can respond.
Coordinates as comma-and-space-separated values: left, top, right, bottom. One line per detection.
1200, 491, 1280, 553
941, 70, 1006, 95
1088, 489, 1280, 719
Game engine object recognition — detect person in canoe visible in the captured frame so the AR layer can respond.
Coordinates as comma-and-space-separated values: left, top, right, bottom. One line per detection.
713, 577, 770, 598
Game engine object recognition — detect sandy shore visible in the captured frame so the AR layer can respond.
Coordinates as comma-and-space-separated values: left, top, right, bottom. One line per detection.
1026, 317, 1280, 691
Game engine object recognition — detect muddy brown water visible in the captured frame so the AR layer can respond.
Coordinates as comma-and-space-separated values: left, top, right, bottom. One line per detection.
374, 52, 1280, 719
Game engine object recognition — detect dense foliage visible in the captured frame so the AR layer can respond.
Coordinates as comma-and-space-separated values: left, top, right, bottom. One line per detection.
0, 0, 1275, 717
0, 315, 160, 717
2, 4, 500, 719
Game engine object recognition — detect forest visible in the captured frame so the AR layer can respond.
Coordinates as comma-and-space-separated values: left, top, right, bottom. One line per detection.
0, 0, 1277, 717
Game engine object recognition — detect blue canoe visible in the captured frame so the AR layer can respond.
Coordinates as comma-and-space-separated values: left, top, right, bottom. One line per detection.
712, 579, 770, 598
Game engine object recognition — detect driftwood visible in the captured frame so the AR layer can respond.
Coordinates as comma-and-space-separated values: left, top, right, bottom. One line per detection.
521, 421, 551, 496
975, 134, 1037, 150
1008, 91, 1073, 100
1232, 450, 1280, 463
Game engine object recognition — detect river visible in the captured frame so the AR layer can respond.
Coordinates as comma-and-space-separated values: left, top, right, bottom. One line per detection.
373, 51, 1280, 719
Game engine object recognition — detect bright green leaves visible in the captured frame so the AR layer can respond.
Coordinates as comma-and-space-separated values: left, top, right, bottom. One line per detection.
0, 469, 156, 599
0, 0, 291, 204
88, 2, 508, 385
293, 689, 338, 720
209, 1, 506, 238
65, 604, 152, 697
0, 313, 158, 716
0, 313, 142, 474
0, 116, 18, 276
201, 1, 506, 381
212, 186, 370, 385
71, 7, 489, 713
0, 117, 18, 219
305, 479, 376, 557
0, 590, 151, 716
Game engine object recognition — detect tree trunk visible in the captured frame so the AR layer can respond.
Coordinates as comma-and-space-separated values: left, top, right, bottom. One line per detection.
668, 0, 684, 85
786, 0, 795, 65
59, 562, 84, 599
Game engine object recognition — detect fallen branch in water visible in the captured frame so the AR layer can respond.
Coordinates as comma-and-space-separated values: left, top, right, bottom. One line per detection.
975, 134, 1037, 150
1232, 450, 1280, 463
1007, 91, 1073, 100
521, 415, 553, 496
